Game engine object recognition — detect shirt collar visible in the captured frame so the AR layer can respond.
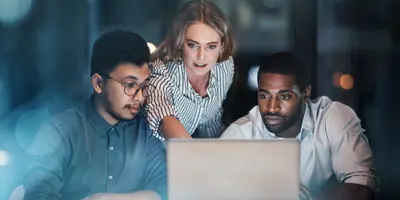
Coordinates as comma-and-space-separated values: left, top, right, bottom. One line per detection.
300, 102, 315, 135
208, 67, 218, 88
250, 102, 316, 141
85, 96, 114, 138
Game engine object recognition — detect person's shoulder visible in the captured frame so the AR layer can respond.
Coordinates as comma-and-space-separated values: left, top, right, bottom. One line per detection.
233, 106, 258, 128
221, 106, 257, 139
232, 114, 252, 127
218, 56, 234, 67
129, 115, 165, 145
309, 96, 332, 110
149, 59, 175, 86
311, 96, 357, 121
44, 104, 86, 134
311, 96, 360, 135
214, 56, 235, 89
150, 59, 174, 76
231, 114, 252, 130
26, 106, 86, 155
150, 59, 166, 71
221, 115, 251, 139
216, 56, 234, 73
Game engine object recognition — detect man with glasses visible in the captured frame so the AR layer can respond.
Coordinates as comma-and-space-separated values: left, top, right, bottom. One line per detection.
23, 30, 166, 200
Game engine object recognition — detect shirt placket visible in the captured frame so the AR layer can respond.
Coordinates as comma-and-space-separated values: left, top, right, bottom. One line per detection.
199, 98, 209, 124
106, 127, 119, 191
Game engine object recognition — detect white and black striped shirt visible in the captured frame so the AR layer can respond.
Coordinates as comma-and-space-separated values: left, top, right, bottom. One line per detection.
146, 57, 234, 141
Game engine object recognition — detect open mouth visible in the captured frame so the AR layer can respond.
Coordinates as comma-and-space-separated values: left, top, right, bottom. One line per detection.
194, 63, 208, 68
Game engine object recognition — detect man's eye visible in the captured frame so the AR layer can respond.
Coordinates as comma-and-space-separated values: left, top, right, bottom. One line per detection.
259, 94, 268, 99
125, 83, 137, 88
280, 94, 291, 100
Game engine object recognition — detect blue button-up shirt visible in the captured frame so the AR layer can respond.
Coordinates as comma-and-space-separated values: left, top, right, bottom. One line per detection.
23, 97, 167, 200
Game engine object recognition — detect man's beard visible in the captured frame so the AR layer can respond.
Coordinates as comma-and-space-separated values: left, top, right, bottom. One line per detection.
101, 89, 128, 122
262, 103, 304, 134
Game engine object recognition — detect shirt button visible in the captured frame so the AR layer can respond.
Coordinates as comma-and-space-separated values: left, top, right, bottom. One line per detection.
108, 175, 113, 180
109, 146, 114, 151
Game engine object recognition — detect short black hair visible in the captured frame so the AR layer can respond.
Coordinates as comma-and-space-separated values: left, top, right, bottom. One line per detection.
90, 30, 150, 76
257, 51, 310, 91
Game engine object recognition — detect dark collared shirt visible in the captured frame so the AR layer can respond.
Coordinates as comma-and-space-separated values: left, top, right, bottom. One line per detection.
23, 98, 167, 200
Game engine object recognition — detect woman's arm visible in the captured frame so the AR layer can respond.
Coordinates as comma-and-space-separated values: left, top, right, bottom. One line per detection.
160, 116, 192, 140
146, 61, 192, 140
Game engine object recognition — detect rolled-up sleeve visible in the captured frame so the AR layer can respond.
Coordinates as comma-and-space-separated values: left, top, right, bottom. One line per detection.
23, 122, 70, 200
146, 60, 177, 140
324, 102, 378, 190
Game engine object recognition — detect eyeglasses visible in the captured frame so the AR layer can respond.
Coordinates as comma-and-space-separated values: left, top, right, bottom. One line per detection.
99, 74, 155, 97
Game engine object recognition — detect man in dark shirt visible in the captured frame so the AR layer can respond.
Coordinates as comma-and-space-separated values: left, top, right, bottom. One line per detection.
23, 30, 166, 200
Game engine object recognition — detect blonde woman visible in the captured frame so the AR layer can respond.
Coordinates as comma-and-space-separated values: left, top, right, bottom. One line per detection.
147, 0, 235, 140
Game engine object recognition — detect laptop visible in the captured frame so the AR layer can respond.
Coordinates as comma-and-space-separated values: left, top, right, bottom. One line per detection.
167, 139, 300, 200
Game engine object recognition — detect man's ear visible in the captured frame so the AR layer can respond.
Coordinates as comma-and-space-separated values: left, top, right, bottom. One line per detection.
303, 85, 312, 103
91, 73, 103, 94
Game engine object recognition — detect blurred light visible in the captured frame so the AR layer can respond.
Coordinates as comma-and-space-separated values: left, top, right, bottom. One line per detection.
247, 66, 260, 91
0, 0, 33, 25
237, 1, 252, 29
0, 150, 10, 166
339, 74, 354, 90
332, 72, 342, 87
147, 43, 157, 54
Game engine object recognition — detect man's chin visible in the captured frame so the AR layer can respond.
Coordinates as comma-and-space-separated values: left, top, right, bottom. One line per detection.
265, 127, 282, 134
264, 123, 284, 134
119, 113, 138, 121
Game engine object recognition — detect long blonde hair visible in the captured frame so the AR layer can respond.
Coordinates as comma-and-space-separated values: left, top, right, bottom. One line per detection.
152, 0, 235, 63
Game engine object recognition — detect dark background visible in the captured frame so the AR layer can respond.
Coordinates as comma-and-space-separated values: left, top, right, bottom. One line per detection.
0, 0, 399, 199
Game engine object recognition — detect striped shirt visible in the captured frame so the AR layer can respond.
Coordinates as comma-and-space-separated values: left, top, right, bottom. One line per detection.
221, 96, 378, 193
146, 57, 234, 141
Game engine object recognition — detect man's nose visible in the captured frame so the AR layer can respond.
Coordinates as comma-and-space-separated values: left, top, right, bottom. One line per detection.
133, 88, 144, 102
267, 98, 281, 113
